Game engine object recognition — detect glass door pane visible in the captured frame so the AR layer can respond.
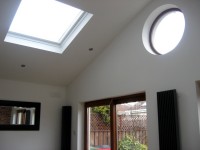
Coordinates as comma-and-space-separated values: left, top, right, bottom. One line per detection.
116, 101, 148, 150
88, 105, 111, 150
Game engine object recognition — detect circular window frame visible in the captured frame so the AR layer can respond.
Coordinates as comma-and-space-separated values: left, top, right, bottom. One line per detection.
142, 5, 185, 55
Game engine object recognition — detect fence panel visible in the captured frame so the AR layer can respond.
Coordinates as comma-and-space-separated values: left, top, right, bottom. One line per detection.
90, 113, 147, 146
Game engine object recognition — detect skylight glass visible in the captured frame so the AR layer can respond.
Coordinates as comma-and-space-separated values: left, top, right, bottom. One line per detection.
4, 0, 93, 54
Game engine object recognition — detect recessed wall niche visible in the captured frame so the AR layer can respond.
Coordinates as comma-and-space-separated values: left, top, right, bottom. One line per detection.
195, 81, 200, 132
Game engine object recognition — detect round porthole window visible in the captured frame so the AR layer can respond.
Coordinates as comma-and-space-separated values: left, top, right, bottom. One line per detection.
143, 6, 185, 55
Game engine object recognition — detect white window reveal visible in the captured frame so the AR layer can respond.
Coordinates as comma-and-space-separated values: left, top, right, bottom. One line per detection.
4, 0, 93, 54
142, 5, 185, 55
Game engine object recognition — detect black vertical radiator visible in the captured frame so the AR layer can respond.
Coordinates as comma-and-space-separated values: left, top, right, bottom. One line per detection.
157, 89, 180, 150
61, 106, 72, 150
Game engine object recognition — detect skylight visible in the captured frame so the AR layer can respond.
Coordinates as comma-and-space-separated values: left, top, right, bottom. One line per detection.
4, 0, 93, 54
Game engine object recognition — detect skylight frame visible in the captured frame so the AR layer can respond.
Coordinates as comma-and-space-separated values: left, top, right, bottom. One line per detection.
4, 0, 93, 54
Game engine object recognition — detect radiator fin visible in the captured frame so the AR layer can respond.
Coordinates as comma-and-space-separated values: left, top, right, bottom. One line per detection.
157, 89, 180, 150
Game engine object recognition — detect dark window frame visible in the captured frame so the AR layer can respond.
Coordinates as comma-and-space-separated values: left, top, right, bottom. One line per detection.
149, 8, 182, 55
84, 92, 146, 150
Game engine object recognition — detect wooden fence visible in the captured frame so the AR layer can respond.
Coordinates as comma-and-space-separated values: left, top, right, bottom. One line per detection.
90, 113, 147, 146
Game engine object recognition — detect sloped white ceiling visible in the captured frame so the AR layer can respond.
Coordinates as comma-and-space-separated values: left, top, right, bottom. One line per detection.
0, 0, 152, 86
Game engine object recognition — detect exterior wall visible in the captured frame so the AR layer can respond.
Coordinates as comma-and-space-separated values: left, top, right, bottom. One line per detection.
0, 79, 68, 150
68, 0, 200, 150
0, 106, 12, 124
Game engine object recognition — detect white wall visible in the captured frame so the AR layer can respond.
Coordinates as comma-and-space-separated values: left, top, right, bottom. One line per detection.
0, 79, 69, 150
68, 0, 200, 150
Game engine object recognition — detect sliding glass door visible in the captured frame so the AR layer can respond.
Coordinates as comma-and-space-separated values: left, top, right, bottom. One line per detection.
85, 93, 148, 150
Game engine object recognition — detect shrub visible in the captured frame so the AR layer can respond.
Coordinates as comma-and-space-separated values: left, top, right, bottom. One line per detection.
118, 135, 147, 150
91, 106, 110, 124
